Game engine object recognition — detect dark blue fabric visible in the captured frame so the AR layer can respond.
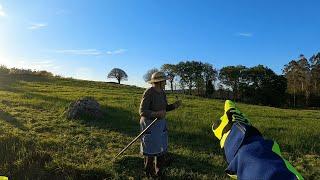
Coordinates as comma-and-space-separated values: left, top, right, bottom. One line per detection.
224, 122, 297, 180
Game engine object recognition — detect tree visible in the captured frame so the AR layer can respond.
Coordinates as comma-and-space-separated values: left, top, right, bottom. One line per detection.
107, 68, 128, 84
219, 65, 246, 100
176, 61, 194, 95
203, 63, 217, 97
283, 60, 299, 107
161, 64, 177, 92
192, 61, 205, 95
241, 65, 286, 106
176, 61, 204, 95
297, 55, 311, 105
310, 52, 320, 95
143, 68, 159, 82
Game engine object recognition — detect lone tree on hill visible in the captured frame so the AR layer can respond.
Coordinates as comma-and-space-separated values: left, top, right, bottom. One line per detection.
107, 68, 128, 84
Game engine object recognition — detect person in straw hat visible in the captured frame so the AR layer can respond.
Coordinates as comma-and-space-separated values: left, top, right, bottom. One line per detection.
139, 71, 181, 177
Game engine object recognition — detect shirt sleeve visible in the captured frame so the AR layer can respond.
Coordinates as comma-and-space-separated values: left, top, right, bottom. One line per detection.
139, 89, 153, 118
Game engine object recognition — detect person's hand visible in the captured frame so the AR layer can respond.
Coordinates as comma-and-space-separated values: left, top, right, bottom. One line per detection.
155, 110, 166, 119
174, 100, 182, 109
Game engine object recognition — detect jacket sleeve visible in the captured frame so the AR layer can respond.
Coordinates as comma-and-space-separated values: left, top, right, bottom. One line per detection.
224, 122, 303, 180
139, 89, 153, 118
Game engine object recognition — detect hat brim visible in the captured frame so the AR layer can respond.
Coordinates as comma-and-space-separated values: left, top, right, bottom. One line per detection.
148, 77, 168, 84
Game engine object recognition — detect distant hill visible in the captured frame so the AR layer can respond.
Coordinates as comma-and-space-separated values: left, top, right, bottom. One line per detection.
0, 73, 318, 179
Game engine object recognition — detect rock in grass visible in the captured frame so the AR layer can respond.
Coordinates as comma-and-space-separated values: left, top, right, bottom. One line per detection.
64, 97, 103, 120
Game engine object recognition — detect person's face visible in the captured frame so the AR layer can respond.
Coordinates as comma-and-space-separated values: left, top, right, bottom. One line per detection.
160, 80, 166, 89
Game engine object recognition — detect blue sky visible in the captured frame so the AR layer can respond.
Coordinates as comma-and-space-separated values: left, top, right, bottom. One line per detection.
0, 0, 319, 87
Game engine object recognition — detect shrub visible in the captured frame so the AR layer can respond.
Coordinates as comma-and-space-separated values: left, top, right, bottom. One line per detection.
0, 65, 10, 74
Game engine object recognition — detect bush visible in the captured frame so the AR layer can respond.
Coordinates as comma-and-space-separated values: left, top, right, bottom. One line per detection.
8, 68, 53, 77
9, 68, 34, 75
34, 71, 53, 77
0, 65, 10, 74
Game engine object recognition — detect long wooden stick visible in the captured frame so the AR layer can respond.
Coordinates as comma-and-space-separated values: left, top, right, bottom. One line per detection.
113, 118, 159, 161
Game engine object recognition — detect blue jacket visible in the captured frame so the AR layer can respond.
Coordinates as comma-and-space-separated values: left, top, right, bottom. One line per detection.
223, 122, 303, 180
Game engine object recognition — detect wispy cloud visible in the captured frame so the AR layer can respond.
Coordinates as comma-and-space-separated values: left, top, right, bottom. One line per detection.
236, 32, 253, 37
54, 49, 103, 56
53, 48, 127, 56
0, 57, 60, 73
28, 23, 48, 30
0, 4, 7, 17
106, 49, 127, 55
55, 9, 70, 15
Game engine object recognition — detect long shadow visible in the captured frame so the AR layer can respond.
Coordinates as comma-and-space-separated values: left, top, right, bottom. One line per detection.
113, 152, 226, 179
113, 156, 145, 179
0, 109, 28, 130
80, 106, 140, 137
0, 135, 113, 180
169, 129, 221, 154
24, 92, 71, 104
167, 152, 226, 179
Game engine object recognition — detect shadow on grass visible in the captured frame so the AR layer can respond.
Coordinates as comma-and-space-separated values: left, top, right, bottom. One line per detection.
113, 152, 225, 179
0, 135, 113, 180
167, 152, 226, 179
0, 109, 28, 131
24, 92, 71, 104
113, 156, 145, 179
79, 106, 140, 137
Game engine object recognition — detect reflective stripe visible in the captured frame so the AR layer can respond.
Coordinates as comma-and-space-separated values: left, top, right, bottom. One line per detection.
220, 130, 230, 148
271, 141, 304, 180
227, 173, 237, 179
213, 114, 229, 140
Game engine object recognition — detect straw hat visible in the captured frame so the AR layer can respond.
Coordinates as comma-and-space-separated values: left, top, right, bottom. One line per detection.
148, 71, 168, 84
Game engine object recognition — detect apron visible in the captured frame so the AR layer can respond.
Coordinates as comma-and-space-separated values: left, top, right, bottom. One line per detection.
140, 118, 168, 156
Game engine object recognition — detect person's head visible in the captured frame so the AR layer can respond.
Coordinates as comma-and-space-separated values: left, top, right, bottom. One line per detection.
148, 71, 167, 90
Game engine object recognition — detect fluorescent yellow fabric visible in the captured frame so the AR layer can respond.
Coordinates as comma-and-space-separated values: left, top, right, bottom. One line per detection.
0, 176, 8, 180
220, 130, 230, 148
213, 114, 229, 140
213, 100, 250, 148
272, 142, 304, 180
227, 173, 237, 179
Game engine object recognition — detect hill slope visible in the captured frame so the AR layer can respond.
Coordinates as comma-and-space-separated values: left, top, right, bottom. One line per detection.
0, 74, 319, 179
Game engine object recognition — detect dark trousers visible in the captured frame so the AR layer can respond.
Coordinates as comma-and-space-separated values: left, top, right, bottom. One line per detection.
144, 154, 166, 177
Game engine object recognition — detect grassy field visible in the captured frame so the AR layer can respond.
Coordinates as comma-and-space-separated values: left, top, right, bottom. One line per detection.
0, 73, 319, 179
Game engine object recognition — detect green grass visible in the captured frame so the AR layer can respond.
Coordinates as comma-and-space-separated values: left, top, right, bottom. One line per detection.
0, 73, 319, 179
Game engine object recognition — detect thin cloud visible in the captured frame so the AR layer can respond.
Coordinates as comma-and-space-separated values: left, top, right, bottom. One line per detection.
55, 9, 70, 15
28, 23, 48, 30
236, 32, 253, 37
1, 57, 60, 72
55, 49, 102, 56
106, 49, 127, 55
31, 60, 56, 68
0, 4, 7, 17
18, 59, 57, 70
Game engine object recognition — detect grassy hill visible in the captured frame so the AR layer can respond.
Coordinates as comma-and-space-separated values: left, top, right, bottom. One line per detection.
0, 74, 319, 179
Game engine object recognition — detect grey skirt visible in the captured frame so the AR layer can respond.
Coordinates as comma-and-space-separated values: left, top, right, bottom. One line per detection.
140, 118, 168, 156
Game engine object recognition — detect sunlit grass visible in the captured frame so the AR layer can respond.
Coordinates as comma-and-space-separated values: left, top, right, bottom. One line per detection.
0, 74, 319, 179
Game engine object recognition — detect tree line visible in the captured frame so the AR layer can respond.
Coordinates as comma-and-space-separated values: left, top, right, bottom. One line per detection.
143, 52, 320, 108
2, 51, 319, 108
